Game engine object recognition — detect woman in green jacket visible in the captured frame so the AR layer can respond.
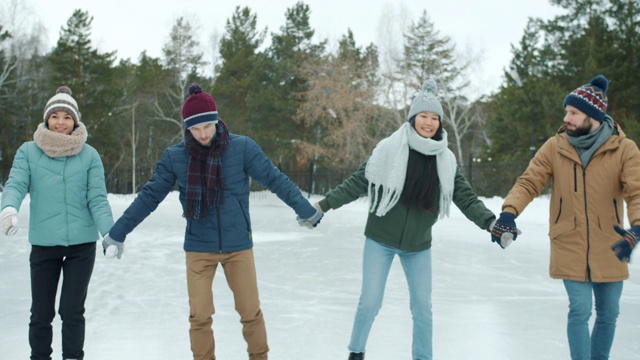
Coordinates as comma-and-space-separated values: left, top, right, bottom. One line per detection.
315, 80, 498, 360
0, 86, 113, 360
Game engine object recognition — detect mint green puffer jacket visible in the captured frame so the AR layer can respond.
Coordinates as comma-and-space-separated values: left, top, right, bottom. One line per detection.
1, 141, 113, 246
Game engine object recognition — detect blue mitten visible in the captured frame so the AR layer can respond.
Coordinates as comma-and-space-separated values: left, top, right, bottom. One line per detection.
611, 225, 640, 262
102, 234, 125, 259
490, 212, 521, 249
297, 203, 324, 229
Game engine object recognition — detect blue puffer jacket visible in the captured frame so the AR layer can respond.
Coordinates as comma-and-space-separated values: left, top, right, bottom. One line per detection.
1, 142, 114, 246
108, 134, 316, 253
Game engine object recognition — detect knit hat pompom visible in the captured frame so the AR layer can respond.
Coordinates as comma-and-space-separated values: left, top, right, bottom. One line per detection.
590, 75, 609, 94
43, 85, 80, 126
182, 82, 218, 129
188, 82, 204, 95
56, 86, 73, 96
563, 75, 609, 122
407, 78, 443, 121
422, 79, 438, 95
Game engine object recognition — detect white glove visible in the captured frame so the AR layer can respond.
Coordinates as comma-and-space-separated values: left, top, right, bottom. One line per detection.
102, 234, 125, 259
297, 202, 324, 229
1, 207, 18, 236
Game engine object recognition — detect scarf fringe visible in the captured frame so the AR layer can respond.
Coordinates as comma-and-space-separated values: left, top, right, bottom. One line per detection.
439, 189, 452, 219
368, 183, 401, 217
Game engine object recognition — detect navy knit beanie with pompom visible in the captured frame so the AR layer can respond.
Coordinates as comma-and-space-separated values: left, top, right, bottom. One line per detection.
563, 75, 609, 122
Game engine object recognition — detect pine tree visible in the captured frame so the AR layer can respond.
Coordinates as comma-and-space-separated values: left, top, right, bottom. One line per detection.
605, 0, 640, 134
213, 6, 266, 134
480, 0, 640, 196
399, 10, 461, 95
397, 10, 480, 164
158, 16, 206, 139
48, 9, 117, 125
249, 1, 326, 169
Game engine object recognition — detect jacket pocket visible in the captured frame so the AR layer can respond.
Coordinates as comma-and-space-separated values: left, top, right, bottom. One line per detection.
237, 198, 251, 233
554, 198, 563, 224
596, 214, 618, 235
186, 218, 193, 235
549, 215, 576, 239
613, 199, 621, 224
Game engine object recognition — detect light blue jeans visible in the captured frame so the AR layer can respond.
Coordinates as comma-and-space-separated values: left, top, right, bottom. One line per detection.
562, 280, 623, 360
348, 237, 433, 359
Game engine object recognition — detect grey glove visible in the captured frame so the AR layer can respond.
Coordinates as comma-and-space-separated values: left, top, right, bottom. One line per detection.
102, 234, 125, 259
297, 203, 324, 229
1, 206, 18, 236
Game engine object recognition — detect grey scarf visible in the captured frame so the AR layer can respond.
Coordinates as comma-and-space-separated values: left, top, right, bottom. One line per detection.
567, 116, 615, 168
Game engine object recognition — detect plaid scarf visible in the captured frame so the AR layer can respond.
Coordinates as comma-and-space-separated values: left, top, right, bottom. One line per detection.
183, 120, 229, 220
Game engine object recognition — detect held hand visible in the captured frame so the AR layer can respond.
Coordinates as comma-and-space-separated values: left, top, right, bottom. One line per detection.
610, 225, 640, 262
297, 203, 324, 229
102, 234, 125, 260
0, 207, 18, 236
490, 212, 521, 249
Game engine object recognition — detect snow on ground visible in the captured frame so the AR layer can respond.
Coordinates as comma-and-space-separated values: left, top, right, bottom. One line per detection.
1, 191, 639, 359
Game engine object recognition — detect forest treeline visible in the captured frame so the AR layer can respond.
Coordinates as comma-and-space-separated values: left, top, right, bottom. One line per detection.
0, 0, 638, 196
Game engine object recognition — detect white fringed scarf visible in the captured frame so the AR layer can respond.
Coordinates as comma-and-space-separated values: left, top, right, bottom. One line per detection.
33, 122, 87, 158
365, 122, 457, 217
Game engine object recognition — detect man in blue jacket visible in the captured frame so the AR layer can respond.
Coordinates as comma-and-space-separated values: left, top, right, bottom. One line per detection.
103, 83, 322, 360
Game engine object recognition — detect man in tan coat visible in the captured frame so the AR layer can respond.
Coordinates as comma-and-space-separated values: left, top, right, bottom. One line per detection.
490, 75, 640, 360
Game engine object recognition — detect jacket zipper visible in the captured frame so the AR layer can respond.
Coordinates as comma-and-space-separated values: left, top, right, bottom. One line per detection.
63, 157, 69, 245
581, 165, 590, 282
573, 163, 578, 192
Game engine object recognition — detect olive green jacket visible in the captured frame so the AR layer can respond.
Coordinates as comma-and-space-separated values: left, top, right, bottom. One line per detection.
318, 162, 496, 251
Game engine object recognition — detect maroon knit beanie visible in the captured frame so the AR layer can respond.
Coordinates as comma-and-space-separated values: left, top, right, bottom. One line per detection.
181, 83, 218, 128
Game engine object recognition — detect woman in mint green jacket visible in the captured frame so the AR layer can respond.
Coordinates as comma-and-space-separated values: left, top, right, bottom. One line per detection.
0, 86, 113, 360
316, 80, 497, 360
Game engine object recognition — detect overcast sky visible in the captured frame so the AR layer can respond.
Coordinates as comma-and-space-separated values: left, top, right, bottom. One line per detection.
15, 0, 563, 97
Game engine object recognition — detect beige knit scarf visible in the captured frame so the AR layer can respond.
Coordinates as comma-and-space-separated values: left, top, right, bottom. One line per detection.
33, 122, 87, 157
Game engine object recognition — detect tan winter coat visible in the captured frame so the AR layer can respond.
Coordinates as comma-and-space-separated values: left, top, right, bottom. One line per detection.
502, 121, 640, 282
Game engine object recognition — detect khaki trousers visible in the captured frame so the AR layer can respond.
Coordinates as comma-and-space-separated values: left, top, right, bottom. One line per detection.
186, 249, 268, 360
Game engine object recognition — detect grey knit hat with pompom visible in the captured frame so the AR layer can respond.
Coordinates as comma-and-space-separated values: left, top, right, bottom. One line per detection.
407, 79, 443, 121
43, 86, 80, 126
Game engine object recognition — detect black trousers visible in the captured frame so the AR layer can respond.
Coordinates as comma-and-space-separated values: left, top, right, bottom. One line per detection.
29, 242, 96, 360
